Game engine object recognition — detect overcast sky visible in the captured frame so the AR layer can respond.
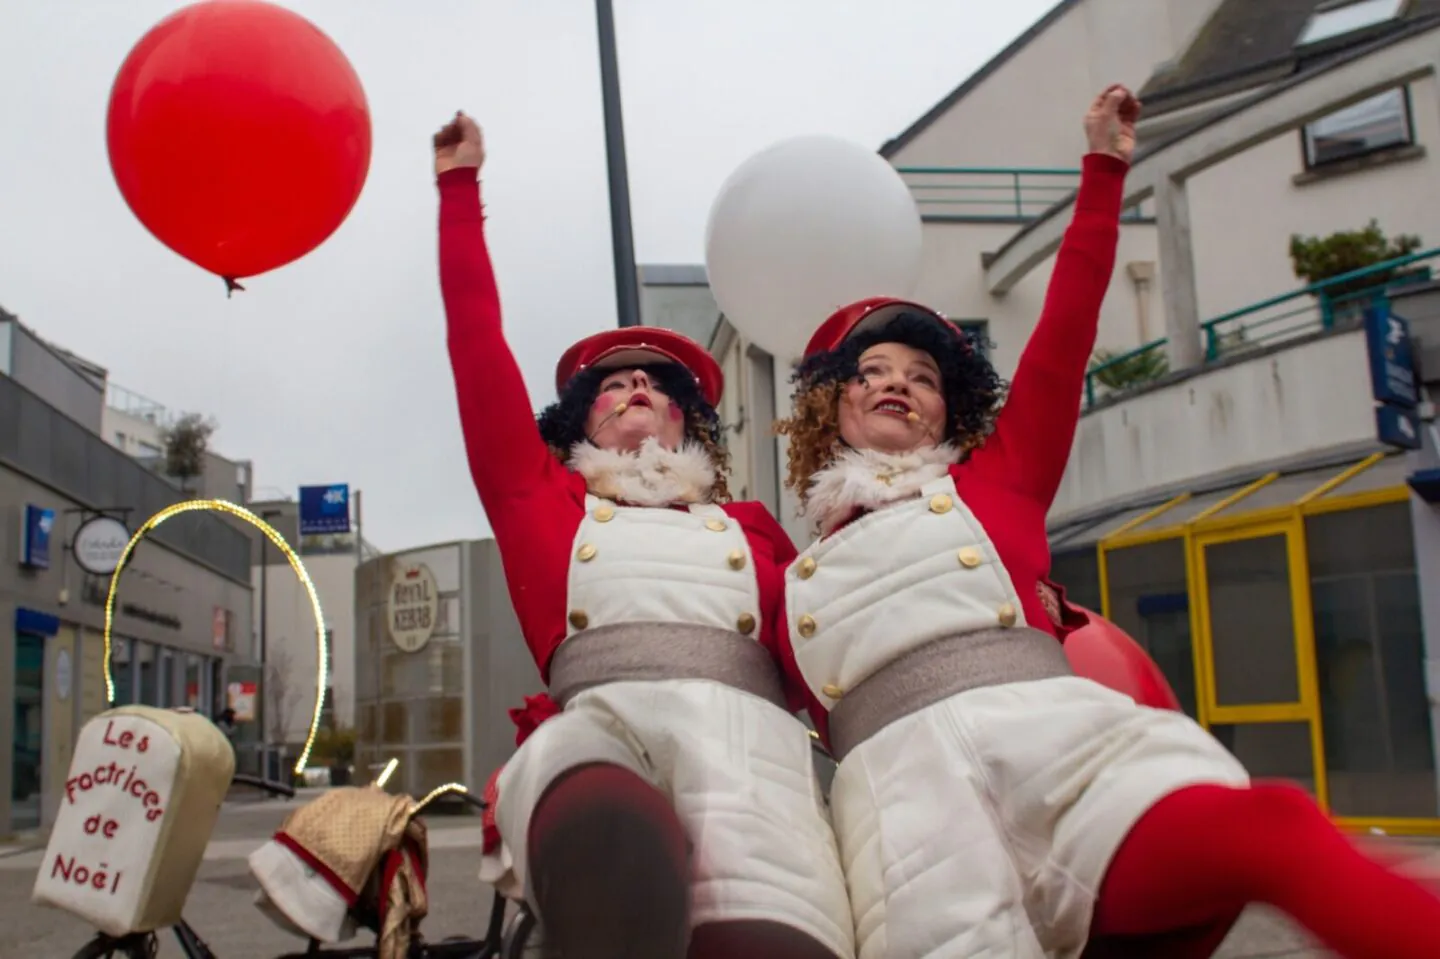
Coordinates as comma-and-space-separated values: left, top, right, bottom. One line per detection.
0, 0, 1055, 550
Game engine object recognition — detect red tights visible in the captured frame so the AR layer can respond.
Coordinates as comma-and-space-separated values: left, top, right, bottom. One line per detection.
528, 764, 840, 959
1093, 782, 1440, 959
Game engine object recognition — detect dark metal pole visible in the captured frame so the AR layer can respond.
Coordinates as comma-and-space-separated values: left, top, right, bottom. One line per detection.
257, 532, 269, 773
595, 0, 641, 327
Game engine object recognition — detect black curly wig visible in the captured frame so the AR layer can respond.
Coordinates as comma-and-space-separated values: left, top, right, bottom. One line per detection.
536, 362, 732, 500
776, 312, 1007, 497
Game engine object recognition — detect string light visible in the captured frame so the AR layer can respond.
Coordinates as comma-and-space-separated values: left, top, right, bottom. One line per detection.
102, 499, 329, 777
373, 757, 399, 788
413, 781, 471, 814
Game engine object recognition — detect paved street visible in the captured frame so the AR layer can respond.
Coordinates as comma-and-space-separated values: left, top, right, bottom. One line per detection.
3, 790, 1422, 958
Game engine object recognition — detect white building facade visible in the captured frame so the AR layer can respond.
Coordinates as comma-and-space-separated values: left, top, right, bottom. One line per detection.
643, 0, 1440, 833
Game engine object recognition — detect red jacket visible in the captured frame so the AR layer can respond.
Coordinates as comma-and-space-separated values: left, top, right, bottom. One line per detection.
777, 153, 1128, 735
438, 169, 799, 684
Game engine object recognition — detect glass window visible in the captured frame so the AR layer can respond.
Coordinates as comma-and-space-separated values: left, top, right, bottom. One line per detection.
1297, 0, 1404, 46
1308, 505, 1436, 818
111, 637, 134, 706
1049, 548, 1101, 613
158, 649, 176, 708
1209, 721, 1318, 796
1302, 88, 1413, 168
1204, 534, 1300, 707
955, 321, 990, 358
12, 633, 45, 831
136, 642, 157, 706
184, 654, 202, 709
1102, 538, 1201, 718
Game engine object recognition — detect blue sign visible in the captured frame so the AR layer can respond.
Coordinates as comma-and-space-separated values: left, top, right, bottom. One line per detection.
1376, 404, 1422, 450
20, 505, 54, 569
299, 484, 351, 535
1364, 306, 1419, 408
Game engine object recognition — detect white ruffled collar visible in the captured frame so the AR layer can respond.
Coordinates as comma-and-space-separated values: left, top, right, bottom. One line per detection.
803, 443, 962, 534
568, 437, 716, 507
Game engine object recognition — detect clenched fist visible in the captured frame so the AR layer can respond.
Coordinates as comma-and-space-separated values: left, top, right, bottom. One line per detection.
434, 111, 485, 176
1084, 84, 1141, 164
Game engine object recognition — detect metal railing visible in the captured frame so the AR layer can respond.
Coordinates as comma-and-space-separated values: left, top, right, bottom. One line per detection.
897, 166, 1148, 221
1082, 246, 1440, 409
106, 381, 174, 427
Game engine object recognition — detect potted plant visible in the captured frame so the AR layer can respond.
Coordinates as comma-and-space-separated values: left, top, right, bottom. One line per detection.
1088, 345, 1170, 393
1288, 220, 1425, 327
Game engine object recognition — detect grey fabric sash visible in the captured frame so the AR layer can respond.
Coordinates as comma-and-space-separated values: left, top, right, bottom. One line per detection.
827, 627, 1073, 761
547, 622, 788, 710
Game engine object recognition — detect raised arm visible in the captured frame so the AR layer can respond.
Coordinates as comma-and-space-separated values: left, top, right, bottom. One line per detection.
968, 86, 1137, 505
436, 113, 565, 507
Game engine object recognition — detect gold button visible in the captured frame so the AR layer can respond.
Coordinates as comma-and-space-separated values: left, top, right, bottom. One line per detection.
568, 609, 589, 630
797, 557, 817, 580
797, 614, 817, 638
705, 518, 728, 532
576, 543, 597, 562
822, 683, 844, 700
929, 494, 953, 515
736, 612, 756, 635
997, 603, 1017, 628
957, 547, 982, 569
727, 549, 747, 570
593, 505, 615, 522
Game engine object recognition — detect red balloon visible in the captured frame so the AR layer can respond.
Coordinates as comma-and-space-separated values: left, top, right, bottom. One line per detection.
1063, 607, 1184, 712
106, 0, 371, 286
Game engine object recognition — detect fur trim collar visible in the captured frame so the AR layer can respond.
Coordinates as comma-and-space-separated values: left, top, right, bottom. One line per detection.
568, 438, 717, 507
803, 444, 962, 534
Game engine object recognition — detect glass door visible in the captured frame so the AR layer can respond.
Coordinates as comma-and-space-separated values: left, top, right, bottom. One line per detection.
11, 633, 44, 831
1194, 522, 1327, 806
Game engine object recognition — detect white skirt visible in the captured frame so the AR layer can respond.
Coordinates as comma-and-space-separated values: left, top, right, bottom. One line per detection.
830, 676, 1250, 959
495, 679, 855, 958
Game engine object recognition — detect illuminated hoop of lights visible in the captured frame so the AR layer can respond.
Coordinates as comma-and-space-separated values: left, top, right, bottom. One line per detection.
102, 499, 329, 776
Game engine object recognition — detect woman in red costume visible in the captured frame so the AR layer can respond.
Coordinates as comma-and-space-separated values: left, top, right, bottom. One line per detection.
774, 84, 1440, 959
433, 114, 852, 959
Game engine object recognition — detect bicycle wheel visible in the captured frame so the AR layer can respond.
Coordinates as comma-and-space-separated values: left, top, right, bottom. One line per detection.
69, 932, 158, 959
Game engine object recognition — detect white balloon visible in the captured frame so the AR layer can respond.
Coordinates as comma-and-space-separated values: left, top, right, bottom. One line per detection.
704, 135, 924, 363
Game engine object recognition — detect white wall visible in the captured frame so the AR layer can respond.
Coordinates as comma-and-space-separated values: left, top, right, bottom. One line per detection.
889, 0, 1223, 168
254, 550, 358, 744
101, 406, 163, 458
1188, 76, 1440, 322
1051, 330, 1377, 520
913, 218, 1159, 379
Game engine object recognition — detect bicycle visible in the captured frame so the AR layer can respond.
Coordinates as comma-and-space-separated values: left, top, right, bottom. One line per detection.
68, 774, 529, 959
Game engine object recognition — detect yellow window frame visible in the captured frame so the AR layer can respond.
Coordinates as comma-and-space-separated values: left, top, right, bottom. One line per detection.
1089, 453, 1422, 825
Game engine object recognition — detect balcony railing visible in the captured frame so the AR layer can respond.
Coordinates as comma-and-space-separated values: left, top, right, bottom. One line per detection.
1083, 246, 1440, 408
898, 166, 1149, 221
107, 381, 173, 427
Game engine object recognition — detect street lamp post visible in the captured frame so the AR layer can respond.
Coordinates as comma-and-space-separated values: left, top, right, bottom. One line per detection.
595, 0, 641, 328
257, 508, 283, 781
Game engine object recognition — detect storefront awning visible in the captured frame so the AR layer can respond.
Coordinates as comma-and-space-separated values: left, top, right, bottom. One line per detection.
1049, 451, 1410, 551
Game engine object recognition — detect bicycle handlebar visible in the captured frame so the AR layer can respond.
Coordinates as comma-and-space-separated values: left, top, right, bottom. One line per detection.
233, 773, 297, 798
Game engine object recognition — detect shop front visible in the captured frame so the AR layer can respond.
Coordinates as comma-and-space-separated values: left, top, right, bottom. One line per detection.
354, 539, 538, 799
0, 469, 253, 837
1051, 451, 1438, 834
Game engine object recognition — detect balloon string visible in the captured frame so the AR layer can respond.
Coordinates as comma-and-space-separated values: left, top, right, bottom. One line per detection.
223, 277, 246, 298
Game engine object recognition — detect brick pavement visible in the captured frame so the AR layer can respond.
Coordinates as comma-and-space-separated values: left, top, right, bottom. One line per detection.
0, 796, 1403, 959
